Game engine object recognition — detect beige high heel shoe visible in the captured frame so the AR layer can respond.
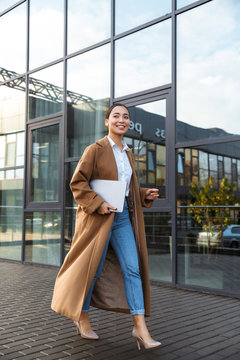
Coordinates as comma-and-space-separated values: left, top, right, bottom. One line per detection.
132, 328, 161, 350
74, 321, 99, 340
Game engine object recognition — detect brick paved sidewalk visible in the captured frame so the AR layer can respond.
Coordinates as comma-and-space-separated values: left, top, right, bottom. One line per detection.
1, 261, 240, 360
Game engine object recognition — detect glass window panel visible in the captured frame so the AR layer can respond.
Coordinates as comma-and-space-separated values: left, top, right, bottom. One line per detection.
7, 134, 16, 142
156, 166, 166, 186
157, 145, 166, 166
0, 171, 23, 260
177, 0, 240, 142
115, 0, 171, 34
185, 149, 191, 166
0, 3, 26, 76
224, 157, 231, 174
115, 20, 171, 97
177, 0, 195, 9
145, 212, 172, 283
177, 141, 240, 206
25, 211, 61, 265
67, 45, 110, 158
199, 168, 208, 187
16, 132, 24, 155
6, 169, 14, 179
28, 63, 63, 120
237, 160, 240, 172
67, 0, 110, 54
16, 132, 25, 166
29, 0, 64, 69
224, 157, 231, 173
133, 140, 147, 160
209, 154, 217, 171
177, 152, 184, 174
0, 80, 25, 132
148, 151, 155, 171
192, 157, 198, 175
15, 168, 24, 178
0, 79, 24, 261
177, 207, 240, 295
0, 136, 5, 159
199, 151, 208, 170
126, 100, 167, 198
31, 124, 59, 202
6, 143, 16, 167
0, 1, 19, 13
218, 158, 224, 179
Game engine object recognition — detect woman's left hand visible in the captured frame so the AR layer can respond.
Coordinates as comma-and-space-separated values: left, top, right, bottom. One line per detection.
145, 188, 159, 200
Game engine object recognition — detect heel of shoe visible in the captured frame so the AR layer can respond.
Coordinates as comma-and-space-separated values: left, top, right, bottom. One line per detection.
136, 338, 141, 351
74, 321, 80, 336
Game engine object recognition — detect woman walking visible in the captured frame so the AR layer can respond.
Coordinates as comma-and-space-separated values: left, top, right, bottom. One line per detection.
51, 103, 161, 350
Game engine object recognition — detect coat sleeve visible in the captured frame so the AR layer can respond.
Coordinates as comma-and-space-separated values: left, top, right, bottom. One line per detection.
70, 145, 104, 214
139, 187, 153, 208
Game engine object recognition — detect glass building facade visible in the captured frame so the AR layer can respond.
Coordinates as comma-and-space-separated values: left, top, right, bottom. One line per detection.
1, 0, 240, 298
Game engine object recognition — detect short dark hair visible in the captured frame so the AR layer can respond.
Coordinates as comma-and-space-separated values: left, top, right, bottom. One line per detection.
105, 103, 129, 119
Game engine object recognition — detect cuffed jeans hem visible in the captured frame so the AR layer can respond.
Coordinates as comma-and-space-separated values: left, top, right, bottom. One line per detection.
130, 309, 145, 315
81, 308, 89, 313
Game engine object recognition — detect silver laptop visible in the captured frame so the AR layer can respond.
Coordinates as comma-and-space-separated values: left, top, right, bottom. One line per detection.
90, 179, 127, 213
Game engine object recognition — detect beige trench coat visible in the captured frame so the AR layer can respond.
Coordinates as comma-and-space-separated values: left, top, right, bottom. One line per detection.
51, 136, 153, 321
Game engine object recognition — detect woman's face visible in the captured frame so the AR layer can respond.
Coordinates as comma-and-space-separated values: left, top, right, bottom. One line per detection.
105, 106, 130, 137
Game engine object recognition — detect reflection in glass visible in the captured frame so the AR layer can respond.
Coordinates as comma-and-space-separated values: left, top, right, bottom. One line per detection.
28, 63, 63, 120
64, 162, 77, 256
177, 141, 240, 204
115, 20, 171, 97
125, 99, 166, 198
67, 0, 110, 54
0, 173, 23, 261
177, 0, 195, 9
145, 212, 172, 283
0, 3, 26, 76
29, 0, 64, 69
177, 140, 240, 293
67, 46, 110, 157
31, 125, 59, 202
25, 212, 60, 265
0, 1, 20, 13
0, 81, 25, 130
177, 0, 240, 142
115, 0, 171, 34
0, 80, 25, 261
177, 207, 240, 294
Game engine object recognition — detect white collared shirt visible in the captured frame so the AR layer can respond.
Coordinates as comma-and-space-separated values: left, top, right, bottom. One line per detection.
107, 136, 132, 196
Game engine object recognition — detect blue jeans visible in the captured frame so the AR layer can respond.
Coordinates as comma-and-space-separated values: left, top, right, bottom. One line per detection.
82, 200, 145, 315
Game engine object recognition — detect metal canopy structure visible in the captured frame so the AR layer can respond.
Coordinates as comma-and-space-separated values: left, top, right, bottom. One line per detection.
0, 67, 93, 104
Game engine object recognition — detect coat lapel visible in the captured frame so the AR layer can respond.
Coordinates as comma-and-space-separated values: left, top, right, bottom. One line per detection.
96, 136, 118, 181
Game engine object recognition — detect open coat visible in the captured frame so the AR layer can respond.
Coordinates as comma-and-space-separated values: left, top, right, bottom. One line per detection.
51, 136, 153, 321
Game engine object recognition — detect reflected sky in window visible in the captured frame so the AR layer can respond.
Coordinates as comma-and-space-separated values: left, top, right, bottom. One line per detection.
177, 0, 240, 141
67, 0, 110, 54
29, 0, 64, 70
0, 3, 26, 75
115, 20, 171, 97
115, 0, 171, 34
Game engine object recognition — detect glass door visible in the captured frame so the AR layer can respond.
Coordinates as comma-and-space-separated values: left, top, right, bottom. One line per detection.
24, 117, 63, 266
122, 96, 173, 284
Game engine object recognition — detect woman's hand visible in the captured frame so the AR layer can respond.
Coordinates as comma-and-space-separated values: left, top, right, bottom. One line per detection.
97, 202, 117, 215
145, 188, 159, 201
